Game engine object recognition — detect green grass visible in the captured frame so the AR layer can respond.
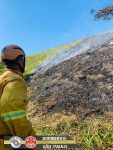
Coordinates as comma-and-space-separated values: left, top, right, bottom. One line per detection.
34, 115, 113, 150
25, 40, 81, 74
27, 100, 113, 150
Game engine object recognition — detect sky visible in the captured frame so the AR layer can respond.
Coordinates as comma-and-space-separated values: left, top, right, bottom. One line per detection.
0, 0, 113, 56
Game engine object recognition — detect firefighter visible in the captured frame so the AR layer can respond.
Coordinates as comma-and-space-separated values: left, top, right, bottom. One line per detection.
0, 45, 36, 149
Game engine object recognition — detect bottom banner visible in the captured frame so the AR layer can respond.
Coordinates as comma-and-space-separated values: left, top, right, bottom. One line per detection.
4, 136, 81, 149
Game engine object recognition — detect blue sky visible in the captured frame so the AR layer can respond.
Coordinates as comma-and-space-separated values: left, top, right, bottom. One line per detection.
0, 0, 113, 56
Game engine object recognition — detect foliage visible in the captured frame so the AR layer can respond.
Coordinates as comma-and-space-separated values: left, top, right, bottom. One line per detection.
91, 5, 113, 20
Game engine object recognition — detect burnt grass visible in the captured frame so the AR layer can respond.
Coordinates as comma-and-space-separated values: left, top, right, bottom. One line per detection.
28, 44, 113, 119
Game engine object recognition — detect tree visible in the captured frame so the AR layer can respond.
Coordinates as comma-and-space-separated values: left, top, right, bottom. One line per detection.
91, 5, 113, 20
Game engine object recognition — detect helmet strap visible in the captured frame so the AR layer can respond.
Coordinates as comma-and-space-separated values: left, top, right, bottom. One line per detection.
14, 56, 25, 73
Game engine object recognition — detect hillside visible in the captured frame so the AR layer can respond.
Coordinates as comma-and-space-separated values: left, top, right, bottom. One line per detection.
1, 31, 113, 149
29, 44, 113, 113
26, 40, 81, 74
27, 31, 113, 150
28, 31, 113, 116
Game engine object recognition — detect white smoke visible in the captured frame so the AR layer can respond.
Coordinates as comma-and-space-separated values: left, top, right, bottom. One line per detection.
37, 30, 113, 74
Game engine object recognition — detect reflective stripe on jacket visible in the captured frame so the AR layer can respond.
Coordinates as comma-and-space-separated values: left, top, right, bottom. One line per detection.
0, 69, 36, 139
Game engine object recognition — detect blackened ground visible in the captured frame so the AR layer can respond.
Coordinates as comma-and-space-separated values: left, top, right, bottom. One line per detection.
28, 44, 113, 119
